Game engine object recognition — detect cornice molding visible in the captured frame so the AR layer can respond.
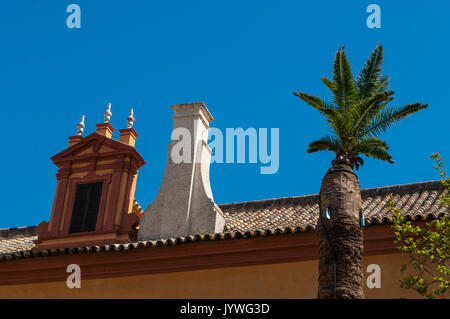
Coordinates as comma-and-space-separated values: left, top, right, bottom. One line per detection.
0, 224, 400, 286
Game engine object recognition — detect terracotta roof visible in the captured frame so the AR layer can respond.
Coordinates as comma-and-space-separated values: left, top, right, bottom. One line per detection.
0, 227, 37, 255
0, 180, 448, 262
222, 180, 449, 232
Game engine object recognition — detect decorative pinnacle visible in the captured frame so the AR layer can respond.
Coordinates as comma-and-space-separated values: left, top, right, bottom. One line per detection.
127, 108, 135, 128
104, 102, 112, 123
77, 115, 85, 135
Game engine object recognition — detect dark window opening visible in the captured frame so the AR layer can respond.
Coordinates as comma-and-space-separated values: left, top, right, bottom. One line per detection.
69, 182, 103, 234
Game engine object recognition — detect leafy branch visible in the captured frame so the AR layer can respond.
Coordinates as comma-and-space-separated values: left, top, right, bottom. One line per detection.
388, 152, 449, 298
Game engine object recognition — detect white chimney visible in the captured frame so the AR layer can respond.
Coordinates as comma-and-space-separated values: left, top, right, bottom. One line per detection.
138, 102, 225, 240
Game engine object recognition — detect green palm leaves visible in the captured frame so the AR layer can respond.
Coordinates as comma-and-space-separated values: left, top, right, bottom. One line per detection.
293, 45, 428, 169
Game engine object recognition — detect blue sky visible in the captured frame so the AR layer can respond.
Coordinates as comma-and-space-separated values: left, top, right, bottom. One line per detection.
0, 1, 448, 228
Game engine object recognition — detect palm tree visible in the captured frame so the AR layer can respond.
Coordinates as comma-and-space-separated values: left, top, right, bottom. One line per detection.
293, 45, 428, 298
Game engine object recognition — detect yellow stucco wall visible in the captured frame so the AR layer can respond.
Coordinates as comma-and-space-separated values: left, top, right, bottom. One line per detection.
0, 252, 421, 299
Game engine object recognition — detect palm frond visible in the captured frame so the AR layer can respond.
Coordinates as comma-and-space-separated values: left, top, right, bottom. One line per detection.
293, 91, 346, 140
307, 136, 341, 154
353, 156, 364, 170
332, 49, 345, 108
359, 145, 394, 163
356, 45, 384, 99
333, 47, 358, 111
363, 103, 428, 136
375, 75, 390, 91
321, 76, 335, 92
292, 92, 335, 118
352, 91, 395, 137
350, 136, 389, 154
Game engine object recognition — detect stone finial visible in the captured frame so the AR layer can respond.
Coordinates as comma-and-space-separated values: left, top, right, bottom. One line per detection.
127, 108, 135, 128
77, 115, 85, 135
104, 103, 112, 123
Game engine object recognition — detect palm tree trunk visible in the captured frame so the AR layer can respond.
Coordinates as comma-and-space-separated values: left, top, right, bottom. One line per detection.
316, 158, 365, 298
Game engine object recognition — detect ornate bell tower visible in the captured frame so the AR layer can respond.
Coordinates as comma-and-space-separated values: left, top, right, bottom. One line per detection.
34, 105, 145, 250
